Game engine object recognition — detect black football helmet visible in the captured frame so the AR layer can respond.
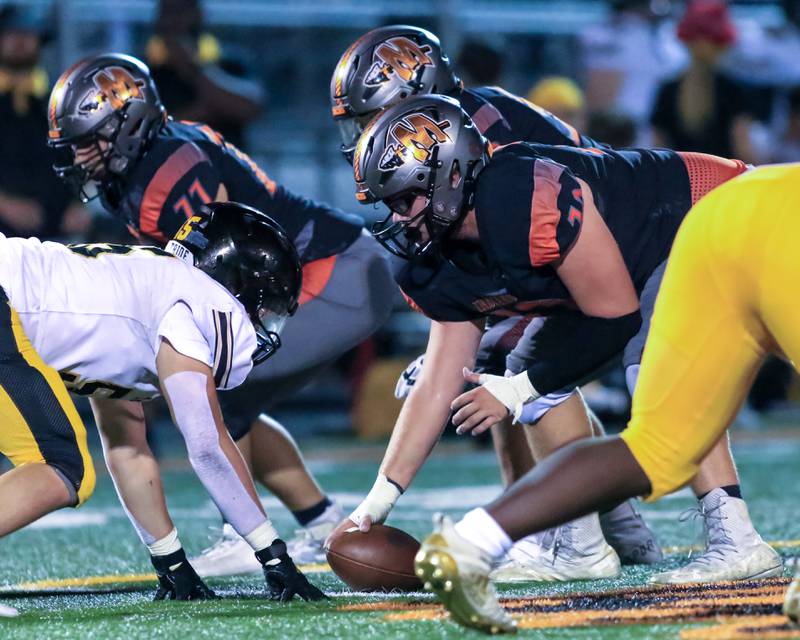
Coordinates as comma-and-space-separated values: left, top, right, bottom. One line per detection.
166, 202, 303, 365
47, 53, 166, 201
330, 25, 460, 163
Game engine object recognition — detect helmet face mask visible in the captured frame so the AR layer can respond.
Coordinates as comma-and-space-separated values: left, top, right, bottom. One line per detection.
331, 25, 461, 164
48, 53, 166, 202
166, 202, 302, 367
354, 96, 488, 260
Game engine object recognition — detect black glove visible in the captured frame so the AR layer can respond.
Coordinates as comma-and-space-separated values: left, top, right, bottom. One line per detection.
255, 539, 327, 602
150, 548, 217, 601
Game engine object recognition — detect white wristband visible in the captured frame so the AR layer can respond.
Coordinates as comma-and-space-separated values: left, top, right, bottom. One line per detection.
349, 473, 402, 526
478, 371, 540, 422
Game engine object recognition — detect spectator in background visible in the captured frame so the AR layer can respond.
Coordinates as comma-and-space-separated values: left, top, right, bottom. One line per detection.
769, 85, 800, 163
146, 0, 264, 149
0, 6, 88, 239
527, 76, 587, 133
587, 110, 637, 148
582, 0, 686, 144
650, 0, 756, 163
456, 39, 504, 87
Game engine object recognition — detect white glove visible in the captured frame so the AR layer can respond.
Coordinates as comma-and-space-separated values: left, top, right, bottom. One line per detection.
349, 474, 403, 529
394, 354, 425, 399
479, 371, 540, 422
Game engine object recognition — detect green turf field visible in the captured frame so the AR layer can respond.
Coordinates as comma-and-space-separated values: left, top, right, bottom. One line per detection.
1, 434, 799, 639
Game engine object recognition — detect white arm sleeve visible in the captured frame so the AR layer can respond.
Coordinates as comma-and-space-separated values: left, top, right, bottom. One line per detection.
162, 370, 270, 540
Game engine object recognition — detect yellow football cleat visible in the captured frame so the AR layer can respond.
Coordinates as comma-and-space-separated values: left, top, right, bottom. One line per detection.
415, 513, 517, 634
784, 576, 800, 625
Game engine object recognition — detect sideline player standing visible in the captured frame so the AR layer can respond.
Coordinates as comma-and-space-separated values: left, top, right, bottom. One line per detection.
0, 201, 324, 601
414, 163, 800, 633
336, 95, 779, 585
330, 25, 772, 583
47, 53, 394, 574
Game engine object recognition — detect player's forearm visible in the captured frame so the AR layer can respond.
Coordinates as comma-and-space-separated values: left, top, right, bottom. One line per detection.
104, 444, 174, 544
380, 381, 456, 488
94, 399, 174, 544
163, 371, 267, 533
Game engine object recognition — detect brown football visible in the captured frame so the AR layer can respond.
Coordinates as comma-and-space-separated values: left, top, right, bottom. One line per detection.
326, 524, 423, 592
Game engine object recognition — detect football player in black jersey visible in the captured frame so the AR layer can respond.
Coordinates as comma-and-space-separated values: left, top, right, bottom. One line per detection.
332, 94, 780, 585
330, 25, 666, 579
47, 53, 394, 576
330, 27, 777, 584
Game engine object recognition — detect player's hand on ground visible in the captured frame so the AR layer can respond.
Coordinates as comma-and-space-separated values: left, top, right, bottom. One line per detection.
256, 540, 327, 602
451, 369, 510, 435
151, 550, 217, 601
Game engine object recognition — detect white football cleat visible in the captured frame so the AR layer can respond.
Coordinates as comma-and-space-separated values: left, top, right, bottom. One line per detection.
287, 502, 344, 564
650, 488, 783, 584
0, 603, 19, 617
490, 513, 620, 583
600, 500, 663, 565
190, 524, 262, 578
415, 513, 517, 634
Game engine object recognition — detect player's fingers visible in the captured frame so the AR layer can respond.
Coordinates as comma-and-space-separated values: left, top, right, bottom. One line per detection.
452, 402, 480, 428
450, 388, 477, 412
325, 518, 354, 549
462, 367, 482, 384
471, 415, 501, 436
455, 410, 489, 435
359, 515, 373, 533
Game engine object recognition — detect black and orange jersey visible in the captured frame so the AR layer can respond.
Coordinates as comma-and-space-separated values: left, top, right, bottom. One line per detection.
460, 86, 599, 149
103, 120, 364, 263
397, 143, 692, 322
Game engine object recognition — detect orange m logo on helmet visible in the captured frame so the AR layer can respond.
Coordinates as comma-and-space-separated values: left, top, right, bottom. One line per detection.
93, 67, 143, 110
366, 37, 433, 85
380, 113, 451, 170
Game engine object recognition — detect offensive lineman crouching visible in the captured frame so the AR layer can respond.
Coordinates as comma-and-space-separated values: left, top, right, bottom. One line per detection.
0, 201, 324, 601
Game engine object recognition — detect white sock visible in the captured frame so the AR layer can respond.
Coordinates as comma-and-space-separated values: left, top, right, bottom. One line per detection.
455, 508, 513, 560
243, 519, 280, 552
147, 528, 182, 557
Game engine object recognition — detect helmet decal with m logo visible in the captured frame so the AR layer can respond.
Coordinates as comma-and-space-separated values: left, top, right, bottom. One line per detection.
365, 37, 433, 86
379, 113, 451, 171
92, 67, 144, 110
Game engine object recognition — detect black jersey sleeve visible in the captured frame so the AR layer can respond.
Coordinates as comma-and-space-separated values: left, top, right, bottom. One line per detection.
508, 309, 642, 395
464, 87, 597, 148
136, 141, 222, 243
477, 150, 585, 270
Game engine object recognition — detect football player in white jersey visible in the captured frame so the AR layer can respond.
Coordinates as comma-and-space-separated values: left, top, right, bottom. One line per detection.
0, 201, 324, 601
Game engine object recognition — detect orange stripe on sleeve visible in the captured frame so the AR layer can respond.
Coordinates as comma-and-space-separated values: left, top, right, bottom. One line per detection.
139, 143, 210, 242
529, 160, 565, 267
298, 256, 337, 306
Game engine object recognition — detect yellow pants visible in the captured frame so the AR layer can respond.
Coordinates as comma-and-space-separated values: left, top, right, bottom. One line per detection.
0, 296, 95, 505
621, 163, 800, 501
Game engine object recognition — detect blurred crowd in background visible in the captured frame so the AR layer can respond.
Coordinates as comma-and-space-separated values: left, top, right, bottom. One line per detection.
1, 0, 798, 441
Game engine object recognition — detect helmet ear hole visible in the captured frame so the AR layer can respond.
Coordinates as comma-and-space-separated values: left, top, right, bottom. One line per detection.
450, 159, 462, 189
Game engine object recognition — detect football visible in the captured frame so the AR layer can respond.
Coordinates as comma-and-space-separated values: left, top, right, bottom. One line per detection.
326, 524, 423, 592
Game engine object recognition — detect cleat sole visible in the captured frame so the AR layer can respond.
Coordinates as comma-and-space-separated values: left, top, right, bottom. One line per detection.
415, 546, 516, 635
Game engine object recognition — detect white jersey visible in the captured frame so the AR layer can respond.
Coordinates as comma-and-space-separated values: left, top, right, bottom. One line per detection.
0, 237, 256, 400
